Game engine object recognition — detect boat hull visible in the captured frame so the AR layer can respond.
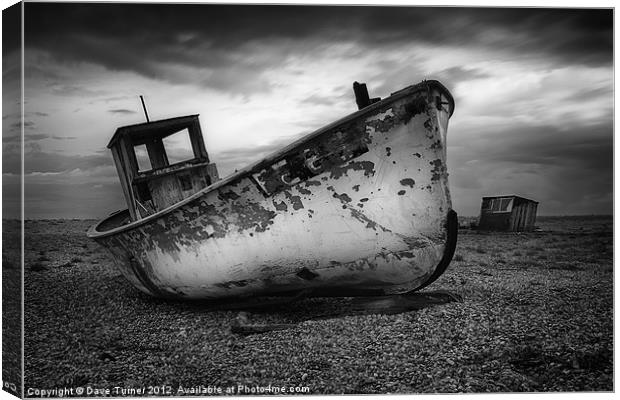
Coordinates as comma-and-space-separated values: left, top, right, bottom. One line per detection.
88, 80, 457, 300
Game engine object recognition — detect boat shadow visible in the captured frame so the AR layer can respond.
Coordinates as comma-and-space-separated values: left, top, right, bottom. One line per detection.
187, 290, 462, 322
127, 287, 463, 334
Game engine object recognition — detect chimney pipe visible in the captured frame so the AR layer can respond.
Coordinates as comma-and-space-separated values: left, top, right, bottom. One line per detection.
353, 81, 371, 110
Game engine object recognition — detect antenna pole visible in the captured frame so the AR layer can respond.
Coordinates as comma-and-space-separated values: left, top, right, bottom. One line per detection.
139, 95, 150, 122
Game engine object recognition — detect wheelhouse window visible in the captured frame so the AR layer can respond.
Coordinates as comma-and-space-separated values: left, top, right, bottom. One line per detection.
162, 128, 195, 165
134, 144, 152, 172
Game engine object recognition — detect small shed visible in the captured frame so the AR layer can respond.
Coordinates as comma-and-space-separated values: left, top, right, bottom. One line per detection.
478, 195, 538, 232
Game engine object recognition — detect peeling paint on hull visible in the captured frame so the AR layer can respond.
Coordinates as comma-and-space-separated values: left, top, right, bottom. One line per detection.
87, 80, 457, 300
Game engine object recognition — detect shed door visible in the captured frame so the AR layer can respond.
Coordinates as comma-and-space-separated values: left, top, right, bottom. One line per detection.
520, 205, 528, 231
514, 204, 524, 231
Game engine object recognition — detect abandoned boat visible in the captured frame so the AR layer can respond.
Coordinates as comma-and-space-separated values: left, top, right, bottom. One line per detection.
87, 80, 457, 299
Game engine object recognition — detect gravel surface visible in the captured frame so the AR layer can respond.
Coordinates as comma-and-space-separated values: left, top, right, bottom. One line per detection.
3, 220, 22, 396
21, 216, 613, 395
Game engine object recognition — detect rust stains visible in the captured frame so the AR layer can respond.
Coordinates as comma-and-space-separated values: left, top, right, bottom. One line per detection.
284, 191, 304, 210
403, 97, 428, 124
430, 140, 442, 150
329, 160, 375, 179
292, 199, 304, 210
215, 279, 251, 289
218, 190, 241, 202
332, 192, 352, 203
252, 118, 370, 196
297, 186, 312, 195
255, 168, 286, 194
430, 159, 444, 181
327, 185, 389, 232
252, 116, 371, 196
273, 200, 288, 212
365, 96, 431, 134
133, 191, 282, 255
365, 111, 397, 133
227, 200, 278, 233
348, 207, 391, 233
404, 236, 435, 248
400, 178, 415, 188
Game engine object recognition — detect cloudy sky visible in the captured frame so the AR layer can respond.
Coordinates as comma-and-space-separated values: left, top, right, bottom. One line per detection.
2, 2, 613, 219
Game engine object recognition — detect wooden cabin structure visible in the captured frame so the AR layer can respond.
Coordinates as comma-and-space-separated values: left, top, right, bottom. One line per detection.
108, 115, 219, 221
478, 195, 538, 232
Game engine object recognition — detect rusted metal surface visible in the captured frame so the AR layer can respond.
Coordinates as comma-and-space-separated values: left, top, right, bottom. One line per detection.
87, 80, 457, 300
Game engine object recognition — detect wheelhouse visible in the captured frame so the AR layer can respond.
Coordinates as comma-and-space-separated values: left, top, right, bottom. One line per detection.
107, 115, 219, 221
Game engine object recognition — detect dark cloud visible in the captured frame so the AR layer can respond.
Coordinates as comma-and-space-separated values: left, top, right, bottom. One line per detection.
10, 120, 35, 129
450, 156, 612, 216
197, 65, 277, 96
26, 133, 50, 141
300, 94, 340, 107
6, 133, 76, 142
433, 67, 490, 89
22, 5, 612, 91
448, 122, 612, 215
484, 136, 612, 172
108, 109, 137, 115
90, 95, 135, 104
5, 111, 51, 118
565, 85, 613, 103
48, 83, 107, 97
454, 123, 612, 170
3, 134, 76, 144
3, 151, 113, 175
2, 2, 21, 56
3, 135, 19, 143
51, 136, 77, 140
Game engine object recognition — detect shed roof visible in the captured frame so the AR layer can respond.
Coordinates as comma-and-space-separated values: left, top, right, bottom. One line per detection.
482, 195, 538, 204
107, 114, 200, 149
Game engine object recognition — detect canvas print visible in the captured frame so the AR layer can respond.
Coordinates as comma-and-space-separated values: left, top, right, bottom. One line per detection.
2, 2, 613, 397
